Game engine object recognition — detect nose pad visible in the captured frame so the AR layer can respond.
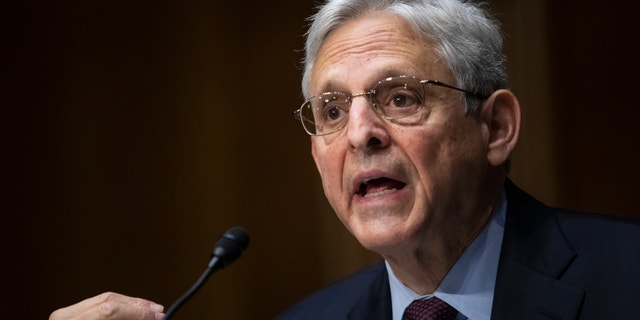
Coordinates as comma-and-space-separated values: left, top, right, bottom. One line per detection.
347, 91, 375, 111
347, 94, 379, 125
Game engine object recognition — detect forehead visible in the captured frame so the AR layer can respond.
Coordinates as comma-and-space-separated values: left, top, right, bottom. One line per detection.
311, 12, 446, 92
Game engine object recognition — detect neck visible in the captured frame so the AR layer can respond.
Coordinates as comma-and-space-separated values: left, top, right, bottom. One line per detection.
384, 176, 504, 294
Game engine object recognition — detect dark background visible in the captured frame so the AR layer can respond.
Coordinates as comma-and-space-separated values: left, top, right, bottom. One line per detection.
5, 1, 639, 319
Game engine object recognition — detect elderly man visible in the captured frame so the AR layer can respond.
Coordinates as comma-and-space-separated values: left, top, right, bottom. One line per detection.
50, 0, 640, 319
278, 0, 640, 319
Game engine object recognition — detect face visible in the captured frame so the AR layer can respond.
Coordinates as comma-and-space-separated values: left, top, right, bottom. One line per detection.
309, 13, 495, 256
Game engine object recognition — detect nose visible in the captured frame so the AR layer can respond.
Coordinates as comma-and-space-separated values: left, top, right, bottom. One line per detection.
345, 95, 390, 151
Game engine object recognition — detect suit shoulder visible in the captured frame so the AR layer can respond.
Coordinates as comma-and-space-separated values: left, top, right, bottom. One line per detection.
555, 209, 640, 250
506, 180, 640, 243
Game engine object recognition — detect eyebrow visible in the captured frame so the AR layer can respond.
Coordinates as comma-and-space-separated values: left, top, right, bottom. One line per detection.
317, 80, 342, 94
315, 69, 413, 95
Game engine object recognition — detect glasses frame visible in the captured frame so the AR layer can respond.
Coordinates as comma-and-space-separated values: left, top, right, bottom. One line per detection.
292, 75, 488, 136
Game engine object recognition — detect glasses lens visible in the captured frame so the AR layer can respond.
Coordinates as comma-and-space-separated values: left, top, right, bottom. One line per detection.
372, 76, 424, 119
298, 102, 318, 135
300, 93, 349, 135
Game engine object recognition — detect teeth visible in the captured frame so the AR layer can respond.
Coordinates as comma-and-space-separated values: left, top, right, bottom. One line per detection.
358, 178, 393, 197
364, 188, 397, 197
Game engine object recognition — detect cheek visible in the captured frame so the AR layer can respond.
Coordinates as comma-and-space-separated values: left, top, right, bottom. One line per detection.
403, 121, 482, 186
425, 122, 488, 187
401, 126, 444, 170
313, 143, 346, 198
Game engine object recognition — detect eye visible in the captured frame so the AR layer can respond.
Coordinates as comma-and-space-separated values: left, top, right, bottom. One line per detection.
391, 93, 415, 108
386, 86, 421, 109
319, 94, 348, 123
324, 103, 344, 121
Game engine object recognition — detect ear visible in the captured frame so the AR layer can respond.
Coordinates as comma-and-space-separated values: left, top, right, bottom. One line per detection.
480, 89, 521, 167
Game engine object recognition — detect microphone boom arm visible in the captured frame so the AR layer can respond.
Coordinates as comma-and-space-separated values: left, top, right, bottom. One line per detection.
163, 226, 250, 320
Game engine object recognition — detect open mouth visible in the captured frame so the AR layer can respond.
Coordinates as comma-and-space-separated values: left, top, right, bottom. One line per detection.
356, 177, 406, 197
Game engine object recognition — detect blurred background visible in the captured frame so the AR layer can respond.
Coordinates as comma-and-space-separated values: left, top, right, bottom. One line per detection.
5, 0, 639, 319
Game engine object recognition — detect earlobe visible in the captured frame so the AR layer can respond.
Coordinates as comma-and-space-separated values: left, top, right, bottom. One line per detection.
483, 89, 521, 167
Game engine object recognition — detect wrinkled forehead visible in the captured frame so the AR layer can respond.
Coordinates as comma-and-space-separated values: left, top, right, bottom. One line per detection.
309, 13, 447, 95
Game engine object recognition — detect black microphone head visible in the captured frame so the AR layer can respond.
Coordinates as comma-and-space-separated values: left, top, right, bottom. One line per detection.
211, 226, 250, 269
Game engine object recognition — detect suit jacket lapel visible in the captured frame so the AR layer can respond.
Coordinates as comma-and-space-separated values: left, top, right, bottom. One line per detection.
492, 180, 584, 319
347, 262, 392, 320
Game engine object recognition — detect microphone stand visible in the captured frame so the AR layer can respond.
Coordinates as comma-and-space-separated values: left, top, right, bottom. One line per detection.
163, 227, 249, 320
163, 258, 219, 319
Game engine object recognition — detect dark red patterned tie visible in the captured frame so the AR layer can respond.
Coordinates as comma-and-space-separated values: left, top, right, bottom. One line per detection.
402, 297, 458, 320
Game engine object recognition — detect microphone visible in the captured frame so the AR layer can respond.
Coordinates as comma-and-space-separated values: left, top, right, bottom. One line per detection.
164, 226, 250, 320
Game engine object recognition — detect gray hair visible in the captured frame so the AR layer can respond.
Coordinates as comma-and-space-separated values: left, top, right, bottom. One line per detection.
302, 0, 507, 114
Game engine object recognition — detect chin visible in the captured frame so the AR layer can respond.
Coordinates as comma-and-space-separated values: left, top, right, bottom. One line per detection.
351, 222, 409, 255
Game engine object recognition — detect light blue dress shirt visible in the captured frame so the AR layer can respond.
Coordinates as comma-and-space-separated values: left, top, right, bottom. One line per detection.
386, 191, 506, 320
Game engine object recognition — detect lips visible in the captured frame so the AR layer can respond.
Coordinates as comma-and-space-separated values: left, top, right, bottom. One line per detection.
356, 177, 406, 197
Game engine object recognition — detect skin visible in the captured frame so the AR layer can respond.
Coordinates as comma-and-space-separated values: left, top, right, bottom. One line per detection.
309, 12, 520, 294
49, 292, 164, 320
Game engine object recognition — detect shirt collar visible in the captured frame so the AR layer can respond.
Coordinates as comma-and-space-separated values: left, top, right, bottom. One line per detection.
386, 191, 507, 320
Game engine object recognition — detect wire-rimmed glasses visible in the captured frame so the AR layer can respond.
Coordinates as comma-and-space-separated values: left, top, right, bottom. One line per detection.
292, 75, 487, 136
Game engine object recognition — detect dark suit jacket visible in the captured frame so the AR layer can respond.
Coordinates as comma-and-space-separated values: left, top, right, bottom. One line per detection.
276, 180, 640, 320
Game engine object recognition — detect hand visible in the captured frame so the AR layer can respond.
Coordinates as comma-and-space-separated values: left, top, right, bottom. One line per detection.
49, 292, 165, 320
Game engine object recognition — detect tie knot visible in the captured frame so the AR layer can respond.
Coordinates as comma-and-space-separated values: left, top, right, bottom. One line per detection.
402, 297, 458, 320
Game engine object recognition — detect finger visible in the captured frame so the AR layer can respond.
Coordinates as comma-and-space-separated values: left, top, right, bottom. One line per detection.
50, 292, 164, 320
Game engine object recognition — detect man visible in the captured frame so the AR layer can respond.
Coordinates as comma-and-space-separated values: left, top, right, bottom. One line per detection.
50, 0, 640, 319
279, 0, 640, 319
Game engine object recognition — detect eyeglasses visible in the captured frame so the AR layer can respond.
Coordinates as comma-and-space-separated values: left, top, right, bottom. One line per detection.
292, 75, 487, 136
